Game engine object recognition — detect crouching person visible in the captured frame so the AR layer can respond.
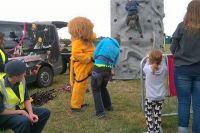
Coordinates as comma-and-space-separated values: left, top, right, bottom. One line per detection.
91, 37, 120, 119
0, 60, 50, 133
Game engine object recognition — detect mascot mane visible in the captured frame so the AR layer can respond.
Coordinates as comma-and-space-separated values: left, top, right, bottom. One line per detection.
68, 17, 95, 45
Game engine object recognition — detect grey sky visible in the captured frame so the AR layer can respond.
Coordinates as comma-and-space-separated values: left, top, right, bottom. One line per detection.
0, 0, 191, 38
164, 0, 191, 36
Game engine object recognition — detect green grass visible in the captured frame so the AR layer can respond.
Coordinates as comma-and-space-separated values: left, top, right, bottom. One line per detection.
2, 72, 186, 133
31, 72, 181, 133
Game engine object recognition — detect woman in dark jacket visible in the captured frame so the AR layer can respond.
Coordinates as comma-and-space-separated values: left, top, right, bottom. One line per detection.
170, 1, 200, 132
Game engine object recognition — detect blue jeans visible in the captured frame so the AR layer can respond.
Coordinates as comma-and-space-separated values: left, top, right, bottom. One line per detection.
174, 70, 200, 133
0, 107, 50, 133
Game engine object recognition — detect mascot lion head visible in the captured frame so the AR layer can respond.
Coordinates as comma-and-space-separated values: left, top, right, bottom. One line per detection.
68, 16, 96, 45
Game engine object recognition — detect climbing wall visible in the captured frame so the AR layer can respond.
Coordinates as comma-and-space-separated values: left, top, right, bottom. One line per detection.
111, 0, 165, 79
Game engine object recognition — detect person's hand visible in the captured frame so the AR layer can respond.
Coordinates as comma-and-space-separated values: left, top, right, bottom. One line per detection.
111, 69, 115, 76
18, 110, 30, 119
86, 57, 93, 63
29, 113, 39, 123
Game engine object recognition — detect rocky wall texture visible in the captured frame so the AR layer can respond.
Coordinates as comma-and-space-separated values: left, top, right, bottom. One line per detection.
111, 0, 164, 79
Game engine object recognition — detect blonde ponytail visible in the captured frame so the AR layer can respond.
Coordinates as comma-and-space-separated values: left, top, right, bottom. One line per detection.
148, 49, 162, 75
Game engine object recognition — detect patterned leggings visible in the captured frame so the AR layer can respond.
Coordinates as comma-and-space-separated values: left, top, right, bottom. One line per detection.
144, 99, 164, 133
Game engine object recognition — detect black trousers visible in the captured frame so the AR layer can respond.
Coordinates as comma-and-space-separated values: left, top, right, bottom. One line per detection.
91, 66, 112, 115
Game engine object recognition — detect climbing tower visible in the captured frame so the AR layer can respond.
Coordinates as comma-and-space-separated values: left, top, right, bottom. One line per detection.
111, 0, 165, 79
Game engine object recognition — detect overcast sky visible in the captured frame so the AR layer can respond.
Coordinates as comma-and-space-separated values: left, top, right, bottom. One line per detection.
0, 0, 191, 38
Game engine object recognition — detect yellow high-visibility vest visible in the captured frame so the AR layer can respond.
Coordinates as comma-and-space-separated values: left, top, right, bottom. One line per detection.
0, 49, 6, 64
0, 49, 6, 78
0, 78, 25, 110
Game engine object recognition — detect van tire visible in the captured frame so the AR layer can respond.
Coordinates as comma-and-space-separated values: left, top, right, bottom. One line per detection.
37, 66, 53, 87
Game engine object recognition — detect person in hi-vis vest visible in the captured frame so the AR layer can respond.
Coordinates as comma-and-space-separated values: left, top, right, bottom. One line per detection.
0, 60, 50, 133
0, 33, 8, 77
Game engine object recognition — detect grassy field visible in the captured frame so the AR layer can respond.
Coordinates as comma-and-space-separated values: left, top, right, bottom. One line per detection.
21, 71, 180, 133
1, 45, 187, 133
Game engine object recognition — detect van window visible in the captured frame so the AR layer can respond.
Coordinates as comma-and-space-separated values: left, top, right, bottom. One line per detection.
0, 24, 23, 49
0, 23, 58, 57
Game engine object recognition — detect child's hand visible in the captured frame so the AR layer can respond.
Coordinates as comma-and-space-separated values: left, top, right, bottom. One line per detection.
111, 69, 115, 76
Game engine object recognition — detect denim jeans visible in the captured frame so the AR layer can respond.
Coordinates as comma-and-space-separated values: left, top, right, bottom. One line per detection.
174, 70, 200, 133
91, 66, 112, 115
0, 107, 50, 133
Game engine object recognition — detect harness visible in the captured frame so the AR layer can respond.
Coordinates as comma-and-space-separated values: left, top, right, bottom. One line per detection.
95, 55, 113, 67
75, 74, 91, 83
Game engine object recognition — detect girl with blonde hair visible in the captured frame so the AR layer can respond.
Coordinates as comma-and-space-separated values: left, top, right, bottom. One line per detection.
143, 49, 167, 133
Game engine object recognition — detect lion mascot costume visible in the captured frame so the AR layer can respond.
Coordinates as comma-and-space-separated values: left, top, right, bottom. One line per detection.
68, 17, 96, 111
